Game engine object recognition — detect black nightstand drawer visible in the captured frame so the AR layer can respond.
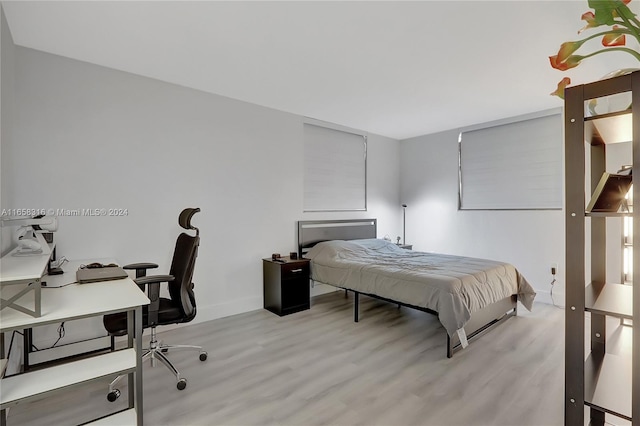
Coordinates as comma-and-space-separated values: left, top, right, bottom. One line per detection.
263, 257, 310, 316
281, 262, 310, 279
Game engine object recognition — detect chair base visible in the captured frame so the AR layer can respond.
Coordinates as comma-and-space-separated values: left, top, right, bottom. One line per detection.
107, 326, 207, 401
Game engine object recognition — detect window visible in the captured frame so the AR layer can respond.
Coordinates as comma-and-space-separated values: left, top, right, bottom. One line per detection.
459, 111, 562, 210
303, 122, 367, 212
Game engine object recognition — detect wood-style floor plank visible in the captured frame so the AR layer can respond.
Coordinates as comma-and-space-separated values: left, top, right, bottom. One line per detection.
6, 292, 566, 426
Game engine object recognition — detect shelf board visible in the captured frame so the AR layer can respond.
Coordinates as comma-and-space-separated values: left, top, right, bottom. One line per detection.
86, 408, 137, 425
585, 110, 632, 145
584, 352, 632, 421
0, 348, 136, 409
585, 212, 632, 218
585, 283, 633, 319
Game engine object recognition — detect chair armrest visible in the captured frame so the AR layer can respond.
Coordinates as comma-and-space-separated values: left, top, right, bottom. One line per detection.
134, 274, 174, 286
123, 262, 159, 279
133, 275, 174, 326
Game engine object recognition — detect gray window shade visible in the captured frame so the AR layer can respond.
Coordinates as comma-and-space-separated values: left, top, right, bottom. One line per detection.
303, 123, 367, 211
459, 113, 562, 210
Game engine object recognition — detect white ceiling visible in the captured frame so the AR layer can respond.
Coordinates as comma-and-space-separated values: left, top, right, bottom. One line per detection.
3, 1, 639, 140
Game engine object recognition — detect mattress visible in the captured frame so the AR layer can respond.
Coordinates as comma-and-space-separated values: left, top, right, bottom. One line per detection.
305, 239, 536, 336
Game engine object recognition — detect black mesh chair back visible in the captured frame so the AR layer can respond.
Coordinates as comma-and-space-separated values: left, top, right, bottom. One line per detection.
169, 232, 199, 321
169, 207, 200, 321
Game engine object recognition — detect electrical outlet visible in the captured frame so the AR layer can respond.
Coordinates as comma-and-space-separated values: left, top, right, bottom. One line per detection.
551, 262, 558, 276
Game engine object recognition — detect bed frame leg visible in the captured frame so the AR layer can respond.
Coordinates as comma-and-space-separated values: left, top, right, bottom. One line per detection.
345, 289, 348, 298
354, 292, 359, 322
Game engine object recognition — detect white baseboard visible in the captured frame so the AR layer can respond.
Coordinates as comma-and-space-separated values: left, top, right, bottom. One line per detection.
311, 282, 339, 297
187, 285, 339, 326
160, 296, 263, 331
197, 296, 263, 322
161, 285, 340, 331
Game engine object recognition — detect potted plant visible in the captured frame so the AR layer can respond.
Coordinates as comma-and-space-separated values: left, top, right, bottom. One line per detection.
550, 0, 640, 98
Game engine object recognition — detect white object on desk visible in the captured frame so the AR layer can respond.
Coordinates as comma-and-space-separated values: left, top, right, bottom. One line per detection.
0, 278, 149, 425
0, 216, 57, 256
0, 245, 54, 317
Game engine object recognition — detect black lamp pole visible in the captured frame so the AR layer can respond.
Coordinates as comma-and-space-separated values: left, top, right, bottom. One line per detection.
402, 204, 407, 245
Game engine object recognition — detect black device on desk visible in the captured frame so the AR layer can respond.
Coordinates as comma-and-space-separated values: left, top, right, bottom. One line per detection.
46, 246, 64, 275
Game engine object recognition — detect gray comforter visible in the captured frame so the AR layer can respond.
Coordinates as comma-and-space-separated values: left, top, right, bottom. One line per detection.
305, 239, 536, 336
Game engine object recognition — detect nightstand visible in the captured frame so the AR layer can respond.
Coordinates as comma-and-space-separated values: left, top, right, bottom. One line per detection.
397, 244, 413, 250
263, 257, 310, 316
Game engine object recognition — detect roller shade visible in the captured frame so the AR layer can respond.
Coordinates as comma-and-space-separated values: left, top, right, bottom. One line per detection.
459, 113, 562, 210
303, 123, 367, 211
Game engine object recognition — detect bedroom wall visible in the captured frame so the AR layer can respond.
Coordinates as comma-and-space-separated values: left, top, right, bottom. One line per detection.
400, 129, 565, 305
1, 44, 401, 347
1, 5, 16, 256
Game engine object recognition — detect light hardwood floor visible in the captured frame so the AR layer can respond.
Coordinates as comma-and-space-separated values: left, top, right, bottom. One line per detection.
7, 292, 566, 426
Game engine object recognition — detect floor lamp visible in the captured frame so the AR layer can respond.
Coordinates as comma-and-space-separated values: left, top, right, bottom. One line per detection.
402, 204, 407, 245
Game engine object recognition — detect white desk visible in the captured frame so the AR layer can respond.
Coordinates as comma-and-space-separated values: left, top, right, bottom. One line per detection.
0, 246, 53, 317
22, 258, 122, 369
0, 277, 149, 425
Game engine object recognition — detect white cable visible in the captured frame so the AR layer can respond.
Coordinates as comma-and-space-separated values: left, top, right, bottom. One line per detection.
550, 274, 563, 309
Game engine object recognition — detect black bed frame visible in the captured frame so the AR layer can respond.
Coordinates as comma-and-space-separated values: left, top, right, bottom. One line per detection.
298, 218, 518, 358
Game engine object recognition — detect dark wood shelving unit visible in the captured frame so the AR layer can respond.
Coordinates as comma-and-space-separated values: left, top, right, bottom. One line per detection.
564, 71, 639, 426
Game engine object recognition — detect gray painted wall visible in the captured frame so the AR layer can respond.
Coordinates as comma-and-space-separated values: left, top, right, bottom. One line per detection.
400, 129, 566, 305
1, 5, 16, 255
1, 42, 401, 347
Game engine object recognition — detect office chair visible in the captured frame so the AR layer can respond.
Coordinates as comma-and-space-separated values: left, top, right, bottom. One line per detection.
103, 207, 207, 401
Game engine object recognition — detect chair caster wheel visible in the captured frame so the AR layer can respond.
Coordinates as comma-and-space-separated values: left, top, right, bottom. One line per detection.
177, 379, 187, 390
199, 352, 208, 361
107, 389, 121, 402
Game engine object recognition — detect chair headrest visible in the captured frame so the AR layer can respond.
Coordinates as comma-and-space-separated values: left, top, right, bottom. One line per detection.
179, 208, 200, 232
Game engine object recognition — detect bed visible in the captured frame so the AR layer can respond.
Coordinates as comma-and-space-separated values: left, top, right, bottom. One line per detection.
298, 219, 536, 357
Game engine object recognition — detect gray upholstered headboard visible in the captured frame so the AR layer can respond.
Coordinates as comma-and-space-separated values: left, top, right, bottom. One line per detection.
298, 219, 377, 257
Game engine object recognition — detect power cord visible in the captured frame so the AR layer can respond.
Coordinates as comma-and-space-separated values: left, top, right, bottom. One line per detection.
42, 281, 77, 288
550, 266, 563, 309
50, 256, 69, 269
51, 322, 66, 349
28, 322, 66, 351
